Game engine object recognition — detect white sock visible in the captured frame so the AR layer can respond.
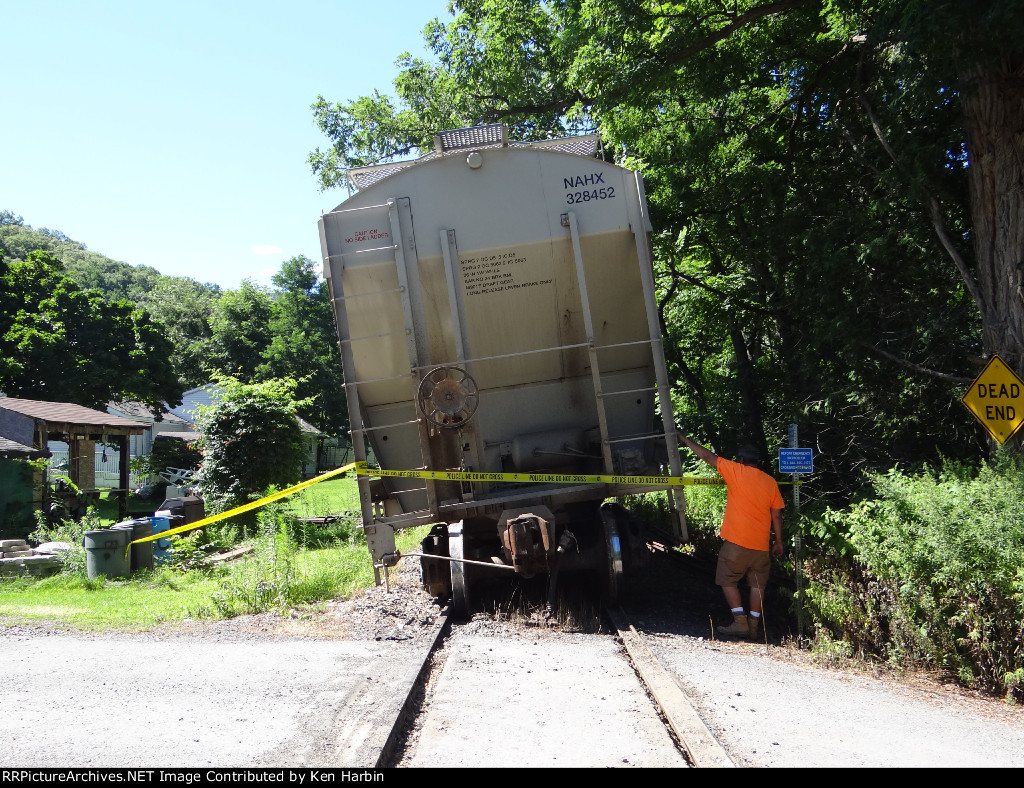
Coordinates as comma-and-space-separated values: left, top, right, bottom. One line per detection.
750, 611, 761, 619
731, 607, 744, 616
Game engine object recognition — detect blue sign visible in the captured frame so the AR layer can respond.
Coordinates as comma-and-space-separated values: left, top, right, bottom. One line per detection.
779, 448, 814, 474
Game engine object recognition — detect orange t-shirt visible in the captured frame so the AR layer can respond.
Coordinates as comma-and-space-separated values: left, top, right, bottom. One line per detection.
715, 457, 785, 551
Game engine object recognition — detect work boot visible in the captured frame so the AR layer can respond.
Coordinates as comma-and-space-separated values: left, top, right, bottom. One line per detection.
748, 615, 762, 641
718, 613, 749, 639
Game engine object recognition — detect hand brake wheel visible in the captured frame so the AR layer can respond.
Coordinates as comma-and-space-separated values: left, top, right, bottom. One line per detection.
416, 366, 479, 429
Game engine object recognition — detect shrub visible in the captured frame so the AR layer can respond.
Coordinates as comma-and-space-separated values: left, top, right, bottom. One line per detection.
679, 483, 727, 553
803, 451, 1024, 701
192, 375, 310, 515
189, 500, 362, 617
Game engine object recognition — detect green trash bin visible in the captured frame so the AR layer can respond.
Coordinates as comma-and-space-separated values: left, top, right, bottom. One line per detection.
130, 519, 154, 572
113, 519, 154, 572
83, 529, 130, 580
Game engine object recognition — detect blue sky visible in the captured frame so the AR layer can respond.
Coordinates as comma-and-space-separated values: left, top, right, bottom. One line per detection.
3, 0, 452, 290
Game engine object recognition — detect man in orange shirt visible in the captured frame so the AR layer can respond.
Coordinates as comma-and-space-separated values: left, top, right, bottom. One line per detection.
678, 434, 784, 641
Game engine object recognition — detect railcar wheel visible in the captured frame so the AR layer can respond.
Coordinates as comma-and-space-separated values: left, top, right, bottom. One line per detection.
449, 521, 471, 618
600, 506, 625, 605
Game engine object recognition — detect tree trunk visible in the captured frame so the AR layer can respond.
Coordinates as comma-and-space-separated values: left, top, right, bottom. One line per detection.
961, 55, 1024, 378
728, 319, 769, 458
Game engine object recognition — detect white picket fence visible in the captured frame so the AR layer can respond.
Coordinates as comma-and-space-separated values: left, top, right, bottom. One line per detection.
47, 450, 146, 490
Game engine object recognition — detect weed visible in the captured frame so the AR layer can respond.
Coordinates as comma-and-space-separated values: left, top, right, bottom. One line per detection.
28, 507, 106, 578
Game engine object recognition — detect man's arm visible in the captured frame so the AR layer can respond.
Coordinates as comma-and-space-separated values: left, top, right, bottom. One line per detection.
770, 508, 784, 558
677, 434, 719, 469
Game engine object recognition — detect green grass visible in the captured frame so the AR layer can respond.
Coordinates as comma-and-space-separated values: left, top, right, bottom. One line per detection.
283, 475, 361, 518
76, 471, 361, 529
0, 519, 430, 631
2, 474, 433, 631
0, 570, 221, 631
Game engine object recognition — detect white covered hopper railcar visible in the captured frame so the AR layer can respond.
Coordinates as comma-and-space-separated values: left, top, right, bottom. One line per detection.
319, 125, 687, 615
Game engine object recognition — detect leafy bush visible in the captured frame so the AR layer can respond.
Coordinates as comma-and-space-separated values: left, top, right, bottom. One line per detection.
194, 504, 295, 617
803, 452, 1024, 701
192, 375, 310, 515
189, 500, 361, 617
679, 483, 728, 553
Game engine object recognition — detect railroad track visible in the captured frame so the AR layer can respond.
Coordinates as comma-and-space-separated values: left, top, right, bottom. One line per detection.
359, 601, 734, 768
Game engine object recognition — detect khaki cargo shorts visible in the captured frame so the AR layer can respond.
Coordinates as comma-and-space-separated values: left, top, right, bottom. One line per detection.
715, 540, 771, 590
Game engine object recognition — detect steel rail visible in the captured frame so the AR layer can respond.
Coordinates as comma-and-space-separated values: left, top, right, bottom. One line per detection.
606, 605, 736, 768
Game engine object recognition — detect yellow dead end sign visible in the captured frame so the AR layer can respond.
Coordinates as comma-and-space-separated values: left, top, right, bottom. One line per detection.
961, 355, 1024, 444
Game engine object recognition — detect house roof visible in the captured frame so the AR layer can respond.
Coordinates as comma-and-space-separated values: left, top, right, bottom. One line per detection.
296, 416, 322, 435
107, 400, 157, 419
108, 401, 191, 425
154, 430, 200, 443
0, 397, 146, 437
0, 436, 48, 459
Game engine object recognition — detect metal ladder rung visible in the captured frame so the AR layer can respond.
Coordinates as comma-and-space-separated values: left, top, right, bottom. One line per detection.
349, 419, 420, 434
592, 337, 662, 351
343, 372, 414, 387
605, 431, 675, 446
365, 511, 436, 528
333, 286, 404, 302
411, 342, 590, 371
324, 244, 400, 263
324, 201, 394, 216
597, 386, 658, 398
338, 328, 409, 344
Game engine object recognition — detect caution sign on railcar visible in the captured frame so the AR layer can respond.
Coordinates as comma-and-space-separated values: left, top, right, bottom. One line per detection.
960, 355, 1024, 444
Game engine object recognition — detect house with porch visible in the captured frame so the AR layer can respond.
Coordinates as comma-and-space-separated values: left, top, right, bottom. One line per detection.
0, 396, 146, 527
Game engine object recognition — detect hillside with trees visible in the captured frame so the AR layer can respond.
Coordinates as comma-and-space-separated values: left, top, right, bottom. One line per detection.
0, 211, 346, 435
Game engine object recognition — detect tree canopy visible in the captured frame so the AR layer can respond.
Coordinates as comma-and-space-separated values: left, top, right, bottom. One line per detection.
256, 256, 347, 436
0, 250, 183, 413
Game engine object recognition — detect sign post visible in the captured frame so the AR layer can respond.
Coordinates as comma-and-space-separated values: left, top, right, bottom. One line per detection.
960, 355, 1024, 445
781, 424, 813, 642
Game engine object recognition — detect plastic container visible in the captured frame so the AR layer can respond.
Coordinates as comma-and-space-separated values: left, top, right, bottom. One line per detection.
150, 515, 172, 564
129, 519, 153, 571
83, 529, 130, 580
112, 519, 154, 572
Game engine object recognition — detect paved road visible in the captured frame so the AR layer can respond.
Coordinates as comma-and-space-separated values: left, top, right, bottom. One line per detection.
644, 634, 1024, 768
0, 631, 426, 768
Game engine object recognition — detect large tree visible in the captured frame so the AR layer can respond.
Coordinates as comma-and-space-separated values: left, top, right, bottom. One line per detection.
309, 0, 1022, 479
139, 276, 221, 390
257, 255, 347, 435
0, 250, 182, 412
207, 279, 274, 381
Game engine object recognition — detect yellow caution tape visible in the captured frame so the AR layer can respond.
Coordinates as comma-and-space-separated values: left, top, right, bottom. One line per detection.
353, 461, 801, 486
125, 457, 802, 558
126, 462, 358, 552
353, 460, 726, 487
